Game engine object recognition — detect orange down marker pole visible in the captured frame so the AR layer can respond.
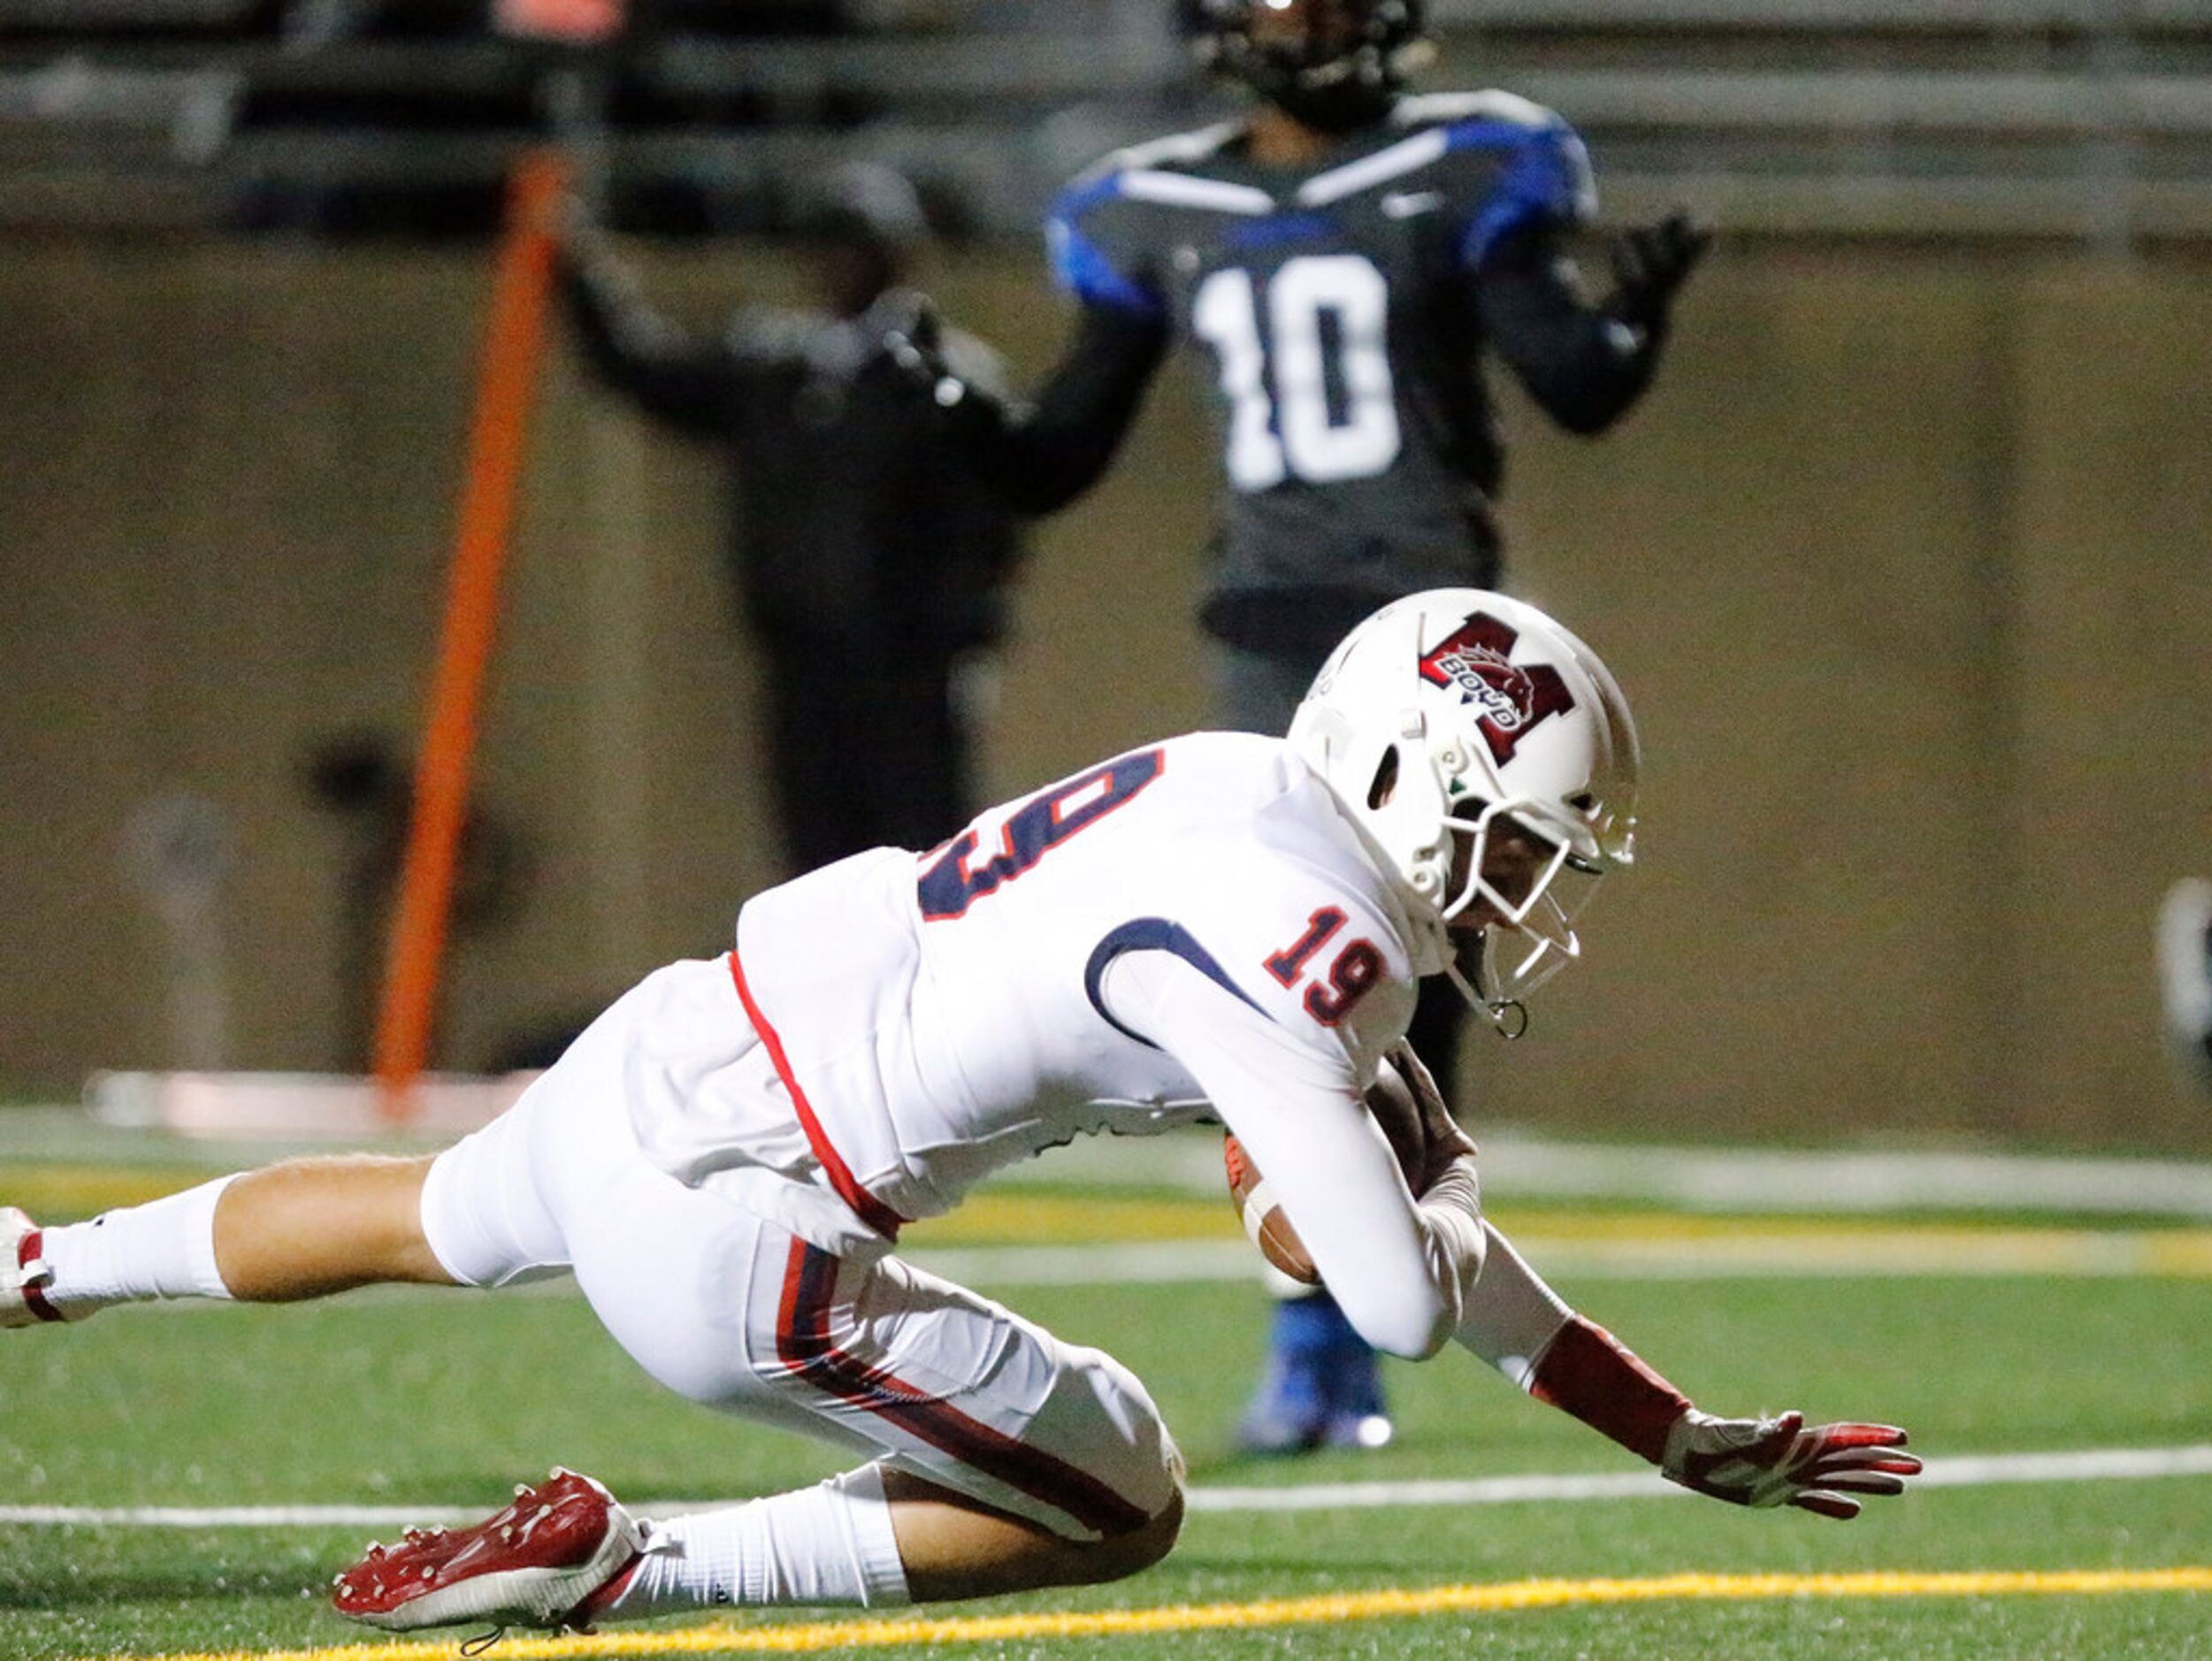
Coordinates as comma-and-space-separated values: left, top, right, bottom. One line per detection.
373, 149, 568, 1118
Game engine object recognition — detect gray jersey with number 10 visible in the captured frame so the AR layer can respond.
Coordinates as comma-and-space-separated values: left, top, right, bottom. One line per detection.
1048, 92, 1594, 629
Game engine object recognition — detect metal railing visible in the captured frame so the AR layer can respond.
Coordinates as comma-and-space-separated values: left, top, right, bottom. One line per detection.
2, 3, 2208, 241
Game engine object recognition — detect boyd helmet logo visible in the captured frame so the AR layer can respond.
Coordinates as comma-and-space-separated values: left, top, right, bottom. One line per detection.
1418, 611, 1575, 765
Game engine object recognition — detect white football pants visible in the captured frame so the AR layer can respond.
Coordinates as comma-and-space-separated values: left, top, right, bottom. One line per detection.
417, 961, 1182, 1542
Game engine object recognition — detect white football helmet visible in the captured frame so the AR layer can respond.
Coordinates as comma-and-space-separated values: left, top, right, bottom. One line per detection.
1286, 588, 1640, 1022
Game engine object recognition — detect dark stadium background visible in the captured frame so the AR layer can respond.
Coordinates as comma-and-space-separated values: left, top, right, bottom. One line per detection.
2, 0, 2209, 1152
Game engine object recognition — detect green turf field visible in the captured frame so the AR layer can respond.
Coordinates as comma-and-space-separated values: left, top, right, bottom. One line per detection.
4, 1164, 2212, 1659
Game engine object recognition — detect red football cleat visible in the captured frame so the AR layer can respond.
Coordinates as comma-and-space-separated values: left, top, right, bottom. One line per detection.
332, 1468, 647, 1634
2, 1207, 75, 1328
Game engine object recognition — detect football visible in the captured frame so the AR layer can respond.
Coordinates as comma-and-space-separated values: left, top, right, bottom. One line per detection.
1224, 1058, 1429, 1285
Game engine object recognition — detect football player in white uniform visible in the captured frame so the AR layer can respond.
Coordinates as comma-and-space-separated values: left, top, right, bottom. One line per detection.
890, 0, 1712, 1458
4, 591, 1916, 1637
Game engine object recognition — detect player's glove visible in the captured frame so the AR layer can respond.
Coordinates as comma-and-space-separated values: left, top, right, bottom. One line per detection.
883, 298, 993, 416
1606, 210, 1712, 336
1382, 1041, 1478, 1191
1660, 1409, 1920, 1520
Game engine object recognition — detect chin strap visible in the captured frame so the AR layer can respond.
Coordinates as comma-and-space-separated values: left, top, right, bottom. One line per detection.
1440, 957, 1530, 1040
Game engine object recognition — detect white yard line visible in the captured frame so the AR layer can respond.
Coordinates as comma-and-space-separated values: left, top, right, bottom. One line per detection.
1473, 1137, 2212, 1220
903, 1226, 2212, 1286
1188, 1444, 2212, 1512
984, 1130, 2212, 1218
12, 1106, 2212, 1217
7, 1445, 2211, 1529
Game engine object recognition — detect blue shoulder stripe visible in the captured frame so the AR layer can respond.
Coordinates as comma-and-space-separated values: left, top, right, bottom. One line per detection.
1051, 168, 1126, 224
1084, 918, 1267, 1050
1441, 116, 1596, 266
1045, 174, 1167, 319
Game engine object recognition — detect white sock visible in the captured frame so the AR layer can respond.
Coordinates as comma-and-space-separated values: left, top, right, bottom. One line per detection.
38, 1175, 239, 1313
602, 1464, 911, 1619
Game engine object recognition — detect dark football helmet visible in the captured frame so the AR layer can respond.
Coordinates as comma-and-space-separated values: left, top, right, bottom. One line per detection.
1183, 0, 1431, 133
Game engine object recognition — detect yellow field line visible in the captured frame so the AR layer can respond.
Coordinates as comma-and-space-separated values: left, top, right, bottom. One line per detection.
84, 1566, 2212, 1661
20, 1160, 2212, 1265
15, 1159, 2212, 1267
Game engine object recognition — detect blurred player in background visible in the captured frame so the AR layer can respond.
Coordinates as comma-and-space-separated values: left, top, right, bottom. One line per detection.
6, 590, 1916, 1641
560, 162, 1026, 876
891, 0, 1710, 1454
2159, 877, 2212, 1094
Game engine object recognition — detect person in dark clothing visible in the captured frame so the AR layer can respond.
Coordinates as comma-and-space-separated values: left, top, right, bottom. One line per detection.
559, 163, 1025, 876
889, 0, 1708, 1457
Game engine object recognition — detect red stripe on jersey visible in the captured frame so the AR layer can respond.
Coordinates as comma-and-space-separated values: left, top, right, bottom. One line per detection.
727, 950, 907, 1243
18, 1228, 64, 1323
775, 1239, 1151, 1538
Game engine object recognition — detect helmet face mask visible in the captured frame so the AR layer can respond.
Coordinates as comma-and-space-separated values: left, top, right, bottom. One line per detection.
1287, 589, 1641, 1023
1184, 0, 1431, 133
1438, 800, 1602, 1014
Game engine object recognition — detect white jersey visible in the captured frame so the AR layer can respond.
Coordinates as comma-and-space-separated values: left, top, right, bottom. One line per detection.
635, 731, 1485, 1357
